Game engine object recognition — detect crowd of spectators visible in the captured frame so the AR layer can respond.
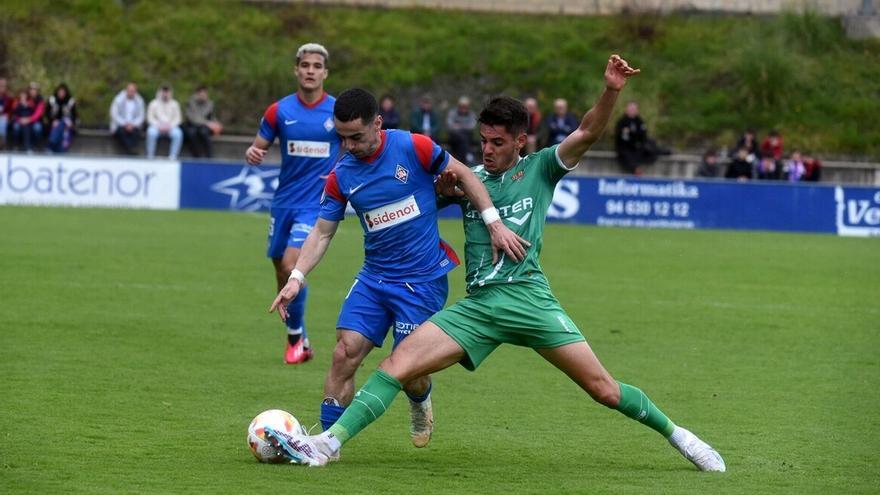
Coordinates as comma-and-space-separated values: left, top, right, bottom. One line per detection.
0, 78, 825, 183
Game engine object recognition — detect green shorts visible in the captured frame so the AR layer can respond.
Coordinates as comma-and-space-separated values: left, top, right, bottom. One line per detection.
428, 282, 585, 370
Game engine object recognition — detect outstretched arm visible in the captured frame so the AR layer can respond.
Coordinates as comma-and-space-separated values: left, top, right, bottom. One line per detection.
444, 159, 531, 263
269, 218, 340, 320
557, 54, 640, 167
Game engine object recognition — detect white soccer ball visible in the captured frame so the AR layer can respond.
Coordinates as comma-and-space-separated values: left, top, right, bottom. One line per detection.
247, 409, 305, 463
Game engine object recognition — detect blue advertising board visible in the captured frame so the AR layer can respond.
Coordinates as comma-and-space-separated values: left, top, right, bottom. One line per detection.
176, 161, 879, 237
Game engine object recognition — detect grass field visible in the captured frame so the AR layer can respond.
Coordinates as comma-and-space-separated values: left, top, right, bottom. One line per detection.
1, 206, 878, 494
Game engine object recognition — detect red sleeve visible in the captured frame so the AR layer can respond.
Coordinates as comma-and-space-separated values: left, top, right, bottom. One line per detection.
30, 99, 45, 123
263, 102, 278, 129
323, 169, 345, 202
411, 133, 434, 173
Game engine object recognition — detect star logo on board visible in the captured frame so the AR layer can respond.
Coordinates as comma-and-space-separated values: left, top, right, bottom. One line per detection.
210, 166, 279, 211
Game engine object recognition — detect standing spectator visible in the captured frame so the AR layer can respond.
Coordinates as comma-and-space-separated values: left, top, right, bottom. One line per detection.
545, 98, 578, 146
409, 95, 440, 141
695, 148, 721, 178
803, 153, 822, 182
184, 85, 222, 158
0, 78, 14, 148
46, 83, 77, 153
445, 95, 477, 162
725, 147, 753, 180
755, 153, 780, 180
146, 85, 183, 159
10, 90, 40, 152
524, 97, 542, 154
783, 150, 806, 182
760, 130, 784, 161
110, 82, 145, 155
731, 128, 760, 163
614, 100, 661, 175
378, 94, 400, 130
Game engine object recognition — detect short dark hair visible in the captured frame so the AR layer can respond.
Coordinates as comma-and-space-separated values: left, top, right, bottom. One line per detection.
478, 96, 529, 137
334, 88, 378, 124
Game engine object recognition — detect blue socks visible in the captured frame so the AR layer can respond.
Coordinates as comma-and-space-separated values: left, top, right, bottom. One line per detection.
320, 400, 346, 431
405, 382, 432, 403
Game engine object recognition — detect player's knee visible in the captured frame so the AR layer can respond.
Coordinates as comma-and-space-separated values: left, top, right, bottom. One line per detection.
378, 355, 411, 383
589, 378, 621, 408
331, 341, 362, 374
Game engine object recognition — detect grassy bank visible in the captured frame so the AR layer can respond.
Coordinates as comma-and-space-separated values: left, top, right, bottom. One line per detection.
2, 1, 878, 156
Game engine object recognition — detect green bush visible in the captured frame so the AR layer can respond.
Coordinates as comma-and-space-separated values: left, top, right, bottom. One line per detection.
2, 1, 878, 156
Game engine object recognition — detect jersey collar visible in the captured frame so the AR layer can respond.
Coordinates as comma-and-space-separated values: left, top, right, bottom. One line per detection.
297, 91, 328, 109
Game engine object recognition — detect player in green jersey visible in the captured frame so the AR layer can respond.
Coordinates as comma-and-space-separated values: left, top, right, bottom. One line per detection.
264, 54, 726, 472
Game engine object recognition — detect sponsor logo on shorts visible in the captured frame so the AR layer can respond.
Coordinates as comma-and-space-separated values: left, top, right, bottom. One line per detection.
363, 195, 421, 232
287, 140, 330, 158
394, 321, 418, 336
556, 315, 573, 333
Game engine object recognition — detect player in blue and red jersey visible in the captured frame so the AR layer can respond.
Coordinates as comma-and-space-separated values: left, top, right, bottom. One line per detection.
269, 88, 528, 447
245, 43, 341, 365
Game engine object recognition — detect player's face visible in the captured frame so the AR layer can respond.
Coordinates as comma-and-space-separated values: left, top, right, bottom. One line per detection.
295, 53, 328, 91
480, 124, 526, 174
337, 114, 382, 159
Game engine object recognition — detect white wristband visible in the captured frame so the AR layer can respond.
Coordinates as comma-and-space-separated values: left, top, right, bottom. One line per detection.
288, 269, 306, 285
481, 207, 501, 225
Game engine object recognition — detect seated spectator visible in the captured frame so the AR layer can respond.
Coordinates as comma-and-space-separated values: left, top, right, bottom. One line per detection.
146, 85, 183, 159
725, 147, 753, 180
732, 128, 760, 163
0, 78, 13, 149
803, 153, 822, 182
696, 148, 721, 178
755, 153, 781, 180
409, 95, 440, 141
614, 100, 666, 175
379, 95, 401, 130
545, 98, 578, 146
46, 83, 77, 153
10, 85, 44, 152
184, 85, 222, 158
524, 97, 542, 155
760, 130, 784, 161
445, 95, 476, 162
110, 82, 145, 155
783, 150, 806, 182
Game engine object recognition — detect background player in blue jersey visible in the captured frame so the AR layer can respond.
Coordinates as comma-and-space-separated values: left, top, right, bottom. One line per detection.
269, 88, 529, 447
245, 43, 341, 365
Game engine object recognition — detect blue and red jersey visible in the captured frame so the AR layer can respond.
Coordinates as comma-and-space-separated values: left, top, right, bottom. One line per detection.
258, 92, 341, 209
320, 129, 459, 283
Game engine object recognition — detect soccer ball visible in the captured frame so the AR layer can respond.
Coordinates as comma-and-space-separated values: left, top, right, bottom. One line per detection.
247, 409, 305, 463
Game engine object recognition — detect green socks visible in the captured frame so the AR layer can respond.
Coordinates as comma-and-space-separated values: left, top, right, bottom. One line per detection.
615, 382, 675, 437
328, 369, 402, 444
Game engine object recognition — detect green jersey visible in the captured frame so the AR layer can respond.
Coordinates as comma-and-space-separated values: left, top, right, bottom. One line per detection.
448, 145, 573, 292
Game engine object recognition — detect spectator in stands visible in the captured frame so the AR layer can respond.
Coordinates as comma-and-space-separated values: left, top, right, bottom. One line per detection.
0, 78, 13, 149
614, 100, 666, 175
755, 153, 780, 180
524, 97, 542, 154
110, 82, 145, 155
46, 82, 77, 153
783, 150, 806, 182
731, 128, 760, 163
803, 153, 822, 182
760, 130, 783, 161
696, 148, 721, 178
445, 95, 477, 162
378, 94, 401, 130
409, 95, 440, 141
725, 147, 753, 180
10, 89, 40, 152
146, 85, 183, 159
184, 85, 222, 158
545, 98, 578, 146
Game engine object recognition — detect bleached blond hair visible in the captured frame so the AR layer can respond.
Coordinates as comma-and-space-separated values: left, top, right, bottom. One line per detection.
296, 43, 329, 66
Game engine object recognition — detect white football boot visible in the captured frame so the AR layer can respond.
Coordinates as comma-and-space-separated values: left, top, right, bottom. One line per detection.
409, 396, 434, 448
668, 426, 726, 472
263, 427, 331, 467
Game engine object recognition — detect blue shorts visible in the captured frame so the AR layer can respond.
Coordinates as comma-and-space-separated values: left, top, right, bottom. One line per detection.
266, 208, 319, 258
336, 274, 449, 348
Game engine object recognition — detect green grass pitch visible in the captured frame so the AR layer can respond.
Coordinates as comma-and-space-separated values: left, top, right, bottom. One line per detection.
1, 206, 877, 494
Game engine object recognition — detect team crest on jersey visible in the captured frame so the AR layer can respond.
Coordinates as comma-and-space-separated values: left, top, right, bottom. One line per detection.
395, 164, 409, 183
511, 170, 525, 181
323, 117, 334, 132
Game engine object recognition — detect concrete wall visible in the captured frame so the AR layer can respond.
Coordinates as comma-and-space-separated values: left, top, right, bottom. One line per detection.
256, 0, 865, 16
